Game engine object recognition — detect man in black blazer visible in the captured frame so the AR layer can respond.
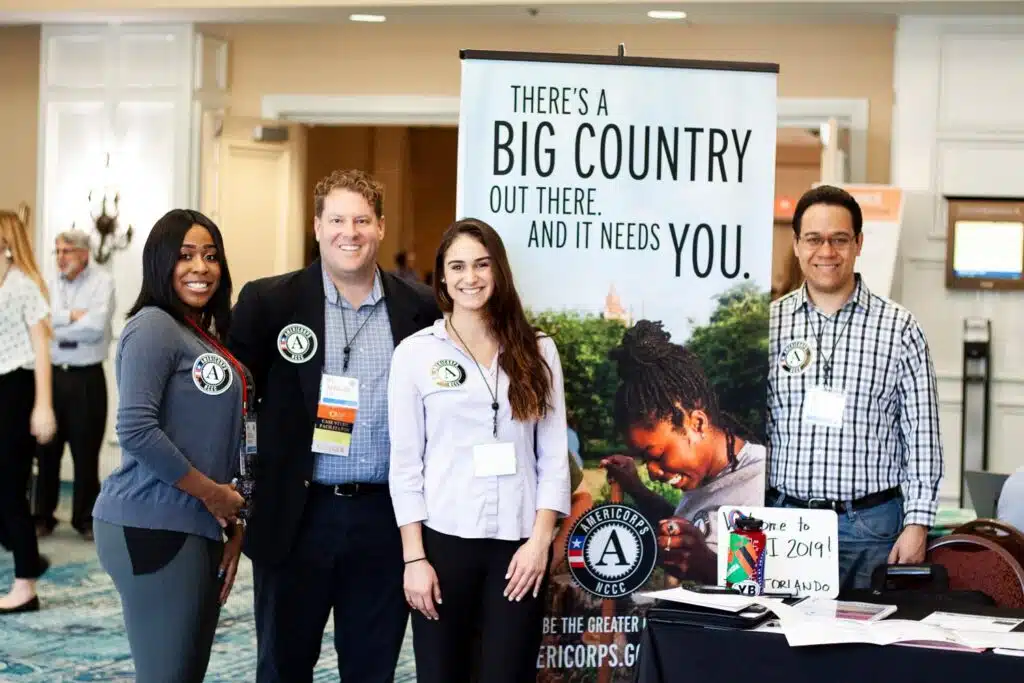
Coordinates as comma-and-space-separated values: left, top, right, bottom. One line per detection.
228, 169, 440, 682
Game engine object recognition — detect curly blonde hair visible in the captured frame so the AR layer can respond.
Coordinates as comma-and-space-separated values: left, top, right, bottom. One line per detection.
313, 169, 384, 220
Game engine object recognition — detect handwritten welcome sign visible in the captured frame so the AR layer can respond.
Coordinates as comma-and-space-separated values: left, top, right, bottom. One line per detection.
715, 506, 839, 598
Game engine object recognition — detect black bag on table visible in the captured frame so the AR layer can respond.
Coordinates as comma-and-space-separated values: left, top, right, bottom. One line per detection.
842, 564, 995, 617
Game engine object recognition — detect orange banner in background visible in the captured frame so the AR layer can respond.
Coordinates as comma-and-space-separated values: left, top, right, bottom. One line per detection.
776, 186, 903, 222
841, 185, 904, 222
774, 196, 796, 220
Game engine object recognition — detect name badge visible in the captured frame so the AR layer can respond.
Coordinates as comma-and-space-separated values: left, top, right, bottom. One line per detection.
244, 418, 257, 456
803, 385, 847, 429
473, 442, 517, 478
311, 374, 359, 456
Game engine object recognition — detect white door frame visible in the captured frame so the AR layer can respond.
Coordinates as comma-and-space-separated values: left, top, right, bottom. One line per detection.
261, 94, 870, 183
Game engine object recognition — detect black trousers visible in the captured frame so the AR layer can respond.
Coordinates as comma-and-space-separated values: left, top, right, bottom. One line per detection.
413, 526, 550, 683
253, 484, 408, 683
0, 369, 46, 579
33, 363, 107, 533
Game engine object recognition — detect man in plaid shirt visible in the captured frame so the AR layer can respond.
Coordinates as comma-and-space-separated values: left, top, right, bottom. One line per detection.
767, 185, 944, 592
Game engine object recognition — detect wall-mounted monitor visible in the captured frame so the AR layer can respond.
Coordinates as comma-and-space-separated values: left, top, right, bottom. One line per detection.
945, 196, 1024, 291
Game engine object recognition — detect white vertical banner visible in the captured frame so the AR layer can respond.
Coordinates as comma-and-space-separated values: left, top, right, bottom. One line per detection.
455, 50, 779, 683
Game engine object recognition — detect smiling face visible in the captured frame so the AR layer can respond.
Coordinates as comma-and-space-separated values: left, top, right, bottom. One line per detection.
314, 188, 384, 281
443, 233, 495, 314
628, 413, 713, 491
793, 203, 862, 296
173, 224, 221, 311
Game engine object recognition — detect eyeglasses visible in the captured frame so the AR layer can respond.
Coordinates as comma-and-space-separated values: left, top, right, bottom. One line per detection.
799, 234, 855, 250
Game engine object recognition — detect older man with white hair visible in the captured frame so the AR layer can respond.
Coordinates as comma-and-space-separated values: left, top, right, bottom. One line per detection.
33, 230, 114, 541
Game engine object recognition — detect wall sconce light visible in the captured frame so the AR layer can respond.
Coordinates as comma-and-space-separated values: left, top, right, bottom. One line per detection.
75, 153, 133, 264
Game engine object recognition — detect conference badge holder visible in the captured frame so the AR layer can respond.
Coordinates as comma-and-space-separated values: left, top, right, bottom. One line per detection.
311, 375, 358, 456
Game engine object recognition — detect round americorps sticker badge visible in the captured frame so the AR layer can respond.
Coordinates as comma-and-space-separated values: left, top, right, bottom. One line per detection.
278, 323, 317, 363
430, 359, 467, 388
566, 503, 658, 599
192, 353, 233, 395
778, 339, 814, 376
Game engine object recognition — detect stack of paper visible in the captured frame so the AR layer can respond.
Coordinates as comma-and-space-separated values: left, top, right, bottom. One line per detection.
759, 600, 1024, 651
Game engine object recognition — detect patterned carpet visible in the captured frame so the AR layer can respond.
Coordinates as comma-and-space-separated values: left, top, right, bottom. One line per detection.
0, 553, 418, 682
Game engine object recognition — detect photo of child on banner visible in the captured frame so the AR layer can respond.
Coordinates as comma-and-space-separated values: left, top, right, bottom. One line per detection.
600, 319, 767, 584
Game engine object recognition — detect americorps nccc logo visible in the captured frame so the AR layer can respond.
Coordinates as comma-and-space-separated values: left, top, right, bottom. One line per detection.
278, 323, 317, 364
566, 503, 657, 599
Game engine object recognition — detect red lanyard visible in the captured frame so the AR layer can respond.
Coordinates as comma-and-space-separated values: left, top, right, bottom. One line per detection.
187, 320, 249, 412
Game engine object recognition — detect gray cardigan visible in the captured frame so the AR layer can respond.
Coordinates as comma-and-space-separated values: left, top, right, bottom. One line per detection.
92, 306, 244, 542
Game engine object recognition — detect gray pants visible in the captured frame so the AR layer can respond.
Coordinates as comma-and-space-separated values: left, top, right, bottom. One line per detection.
95, 520, 224, 682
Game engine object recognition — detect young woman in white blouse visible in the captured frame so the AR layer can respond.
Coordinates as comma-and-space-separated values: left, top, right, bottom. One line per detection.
0, 208, 56, 614
388, 218, 571, 683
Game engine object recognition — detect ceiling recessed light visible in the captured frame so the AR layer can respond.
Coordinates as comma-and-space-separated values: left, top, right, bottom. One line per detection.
350, 13, 386, 23
647, 10, 687, 20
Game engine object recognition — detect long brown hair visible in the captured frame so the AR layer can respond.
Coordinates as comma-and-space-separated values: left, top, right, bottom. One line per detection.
434, 218, 552, 422
0, 205, 49, 301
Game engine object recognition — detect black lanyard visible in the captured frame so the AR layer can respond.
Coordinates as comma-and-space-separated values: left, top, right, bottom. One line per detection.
339, 298, 382, 372
803, 305, 852, 387
447, 319, 500, 438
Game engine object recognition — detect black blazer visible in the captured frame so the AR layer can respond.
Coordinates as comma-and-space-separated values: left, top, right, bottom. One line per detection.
227, 260, 440, 566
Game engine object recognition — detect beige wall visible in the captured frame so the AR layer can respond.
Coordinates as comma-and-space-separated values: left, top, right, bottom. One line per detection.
210, 22, 895, 183
0, 25, 39, 214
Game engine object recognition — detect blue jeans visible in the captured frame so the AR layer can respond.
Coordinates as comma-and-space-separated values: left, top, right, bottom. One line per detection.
769, 491, 903, 593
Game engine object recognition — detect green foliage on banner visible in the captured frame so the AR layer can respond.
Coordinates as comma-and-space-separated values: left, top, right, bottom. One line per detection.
527, 310, 626, 452
685, 282, 771, 441
528, 281, 770, 478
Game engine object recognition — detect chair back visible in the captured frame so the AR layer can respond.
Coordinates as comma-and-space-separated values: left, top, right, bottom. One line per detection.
953, 518, 1024, 564
926, 533, 1024, 608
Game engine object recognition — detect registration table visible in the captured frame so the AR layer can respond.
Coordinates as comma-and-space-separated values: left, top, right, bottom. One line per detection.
634, 605, 1024, 683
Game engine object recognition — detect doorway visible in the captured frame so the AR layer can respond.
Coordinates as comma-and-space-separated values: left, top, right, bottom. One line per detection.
303, 124, 457, 284
773, 126, 828, 299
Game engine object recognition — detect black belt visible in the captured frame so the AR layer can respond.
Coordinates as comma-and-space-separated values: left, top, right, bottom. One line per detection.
769, 486, 901, 513
310, 482, 388, 497
55, 362, 102, 373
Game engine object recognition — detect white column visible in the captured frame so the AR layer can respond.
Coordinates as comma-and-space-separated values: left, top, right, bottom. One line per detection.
36, 23, 196, 476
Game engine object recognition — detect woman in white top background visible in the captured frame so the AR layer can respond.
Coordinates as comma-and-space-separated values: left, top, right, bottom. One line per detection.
0, 207, 57, 614
388, 217, 571, 683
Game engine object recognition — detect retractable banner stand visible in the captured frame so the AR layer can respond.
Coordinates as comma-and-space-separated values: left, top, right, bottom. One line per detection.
456, 49, 778, 682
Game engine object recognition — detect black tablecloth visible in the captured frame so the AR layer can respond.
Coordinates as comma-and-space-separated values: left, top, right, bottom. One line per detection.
635, 608, 1024, 683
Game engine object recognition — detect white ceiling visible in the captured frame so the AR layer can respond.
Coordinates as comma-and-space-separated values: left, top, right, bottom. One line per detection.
0, 1, 1022, 26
